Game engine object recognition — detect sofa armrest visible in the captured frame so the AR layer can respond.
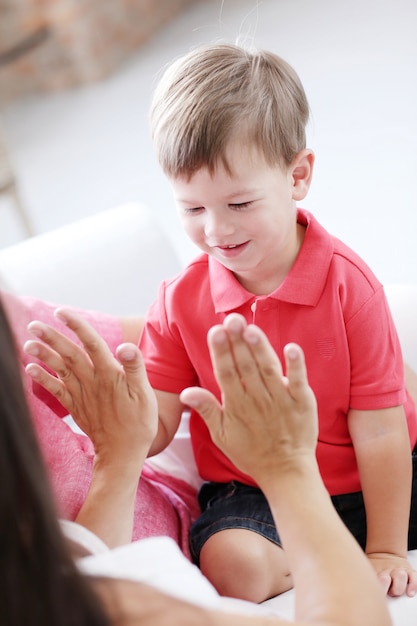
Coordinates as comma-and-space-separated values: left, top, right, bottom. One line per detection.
0, 203, 182, 316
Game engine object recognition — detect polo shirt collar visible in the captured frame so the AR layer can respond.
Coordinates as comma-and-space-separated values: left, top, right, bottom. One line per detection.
209, 209, 334, 313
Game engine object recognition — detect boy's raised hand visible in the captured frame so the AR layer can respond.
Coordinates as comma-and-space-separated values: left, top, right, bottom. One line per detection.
23, 308, 158, 463
180, 313, 318, 486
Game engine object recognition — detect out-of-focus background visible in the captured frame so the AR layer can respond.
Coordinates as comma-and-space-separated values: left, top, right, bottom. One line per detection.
1, 0, 416, 283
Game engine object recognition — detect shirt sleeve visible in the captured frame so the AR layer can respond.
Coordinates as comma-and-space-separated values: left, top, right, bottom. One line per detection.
347, 286, 407, 410
139, 282, 198, 394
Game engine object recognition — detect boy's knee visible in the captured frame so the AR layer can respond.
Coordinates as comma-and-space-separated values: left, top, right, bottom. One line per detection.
199, 529, 292, 602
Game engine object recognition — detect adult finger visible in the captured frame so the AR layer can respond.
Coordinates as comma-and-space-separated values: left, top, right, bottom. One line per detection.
240, 323, 285, 396
27, 318, 95, 380
180, 386, 222, 427
206, 324, 246, 398
284, 343, 317, 408
25, 361, 73, 413
24, 338, 72, 382
220, 314, 266, 392
54, 308, 115, 373
115, 343, 156, 402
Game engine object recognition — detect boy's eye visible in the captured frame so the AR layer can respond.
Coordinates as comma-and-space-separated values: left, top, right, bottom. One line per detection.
229, 201, 252, 209
182, 201, 253, 214
183, 206, 204, 214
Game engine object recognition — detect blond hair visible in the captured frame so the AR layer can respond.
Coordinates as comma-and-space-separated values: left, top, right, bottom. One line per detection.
150, 43, 309, 177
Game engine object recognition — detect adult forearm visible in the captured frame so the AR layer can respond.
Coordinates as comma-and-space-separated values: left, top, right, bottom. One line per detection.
75, 456, 143, 548
259, 458, 391, 626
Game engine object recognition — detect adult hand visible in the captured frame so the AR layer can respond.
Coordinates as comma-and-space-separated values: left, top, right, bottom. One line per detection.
24, 308, 158, 465
180, 313, 318, 486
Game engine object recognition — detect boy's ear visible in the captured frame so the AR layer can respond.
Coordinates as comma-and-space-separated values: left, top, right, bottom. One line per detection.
290, 149, 314, 201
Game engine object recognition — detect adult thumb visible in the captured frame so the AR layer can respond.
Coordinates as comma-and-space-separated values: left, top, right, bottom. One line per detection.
180, 387, 222, 428
116, 343, 149, 388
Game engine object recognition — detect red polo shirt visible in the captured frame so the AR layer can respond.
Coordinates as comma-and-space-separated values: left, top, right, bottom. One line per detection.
140, 209, 417, 495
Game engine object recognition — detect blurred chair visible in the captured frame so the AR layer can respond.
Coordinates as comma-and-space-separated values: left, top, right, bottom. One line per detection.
0, 123, 33, 237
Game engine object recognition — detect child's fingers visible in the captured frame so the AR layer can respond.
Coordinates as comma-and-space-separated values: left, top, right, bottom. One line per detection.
407, 569, 417, 598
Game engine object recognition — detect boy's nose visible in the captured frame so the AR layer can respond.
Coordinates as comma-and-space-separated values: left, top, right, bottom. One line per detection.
204, 210, 235, 240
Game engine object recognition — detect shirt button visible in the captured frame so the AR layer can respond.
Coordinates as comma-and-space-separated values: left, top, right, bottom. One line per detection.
250, 302, 256, 313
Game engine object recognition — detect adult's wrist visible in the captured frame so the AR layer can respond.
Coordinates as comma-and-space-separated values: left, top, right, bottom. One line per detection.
255, 453, 320, 495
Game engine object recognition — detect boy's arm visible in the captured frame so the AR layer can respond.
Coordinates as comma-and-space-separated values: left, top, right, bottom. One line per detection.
348, 405, 417, 596
148, 389, 184, 456
119, 315, 145, 344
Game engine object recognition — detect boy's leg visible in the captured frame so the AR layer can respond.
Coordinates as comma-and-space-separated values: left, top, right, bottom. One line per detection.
189, 481, 292, 602
199, 528, 292, 602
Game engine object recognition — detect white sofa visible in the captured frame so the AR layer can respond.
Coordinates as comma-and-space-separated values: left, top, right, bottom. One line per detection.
1, 202, 417, 624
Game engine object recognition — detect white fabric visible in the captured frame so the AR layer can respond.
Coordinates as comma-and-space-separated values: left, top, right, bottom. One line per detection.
60, 519, 110, 556
0, 203, 182, 316
79, 536, 220, 607
74, 528, 417, 624
384, 284, 417, 372
78, 534, 278, 617
147, 411, 203, 491
263, 551, 417, 624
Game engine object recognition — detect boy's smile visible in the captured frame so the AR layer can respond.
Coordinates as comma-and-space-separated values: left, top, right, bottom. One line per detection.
215, 241, 251, 259
170, 144, 313, 295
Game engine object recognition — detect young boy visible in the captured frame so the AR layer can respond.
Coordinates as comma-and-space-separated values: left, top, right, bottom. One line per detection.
140, 42, 417, 602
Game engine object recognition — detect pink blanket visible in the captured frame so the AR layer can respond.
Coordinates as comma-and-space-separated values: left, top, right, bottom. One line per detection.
3, 291, 199, 559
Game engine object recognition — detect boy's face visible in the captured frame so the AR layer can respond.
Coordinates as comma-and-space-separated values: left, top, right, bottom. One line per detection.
170, 143, 307, 295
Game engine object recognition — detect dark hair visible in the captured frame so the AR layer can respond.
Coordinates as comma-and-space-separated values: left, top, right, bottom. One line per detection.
0, 298, 110, 625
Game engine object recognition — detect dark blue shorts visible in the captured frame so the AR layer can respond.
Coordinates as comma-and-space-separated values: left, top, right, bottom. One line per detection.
189, 452, 417, 565
189, 481, 281, 564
